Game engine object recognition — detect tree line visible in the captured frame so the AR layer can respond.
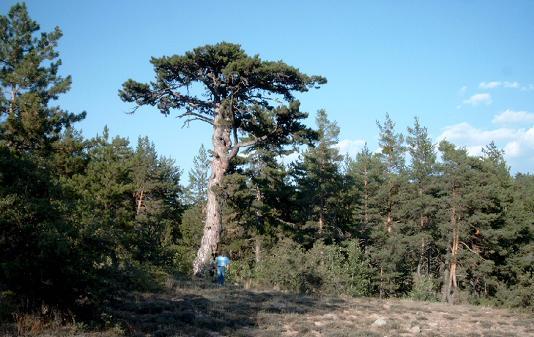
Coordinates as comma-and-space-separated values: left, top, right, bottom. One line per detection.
0, 3, 532, 326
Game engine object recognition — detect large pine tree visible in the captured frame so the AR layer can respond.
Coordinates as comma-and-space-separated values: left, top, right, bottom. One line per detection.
120, 43, 325, 274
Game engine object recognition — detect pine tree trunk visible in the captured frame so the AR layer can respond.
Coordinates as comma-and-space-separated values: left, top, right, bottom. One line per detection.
446, 188, 460, 304
319, 212, 325, 233
255, 235, 262, 264
386, 209, 392, 233
379, 266, 384, 299
416, 188, 425, 276
363, 166, 369, 223
135, 189, 144, 215
254, 184, 264, 264
192, 109, 231, 275
417, 237, 425, 276
386, 182, 393, 233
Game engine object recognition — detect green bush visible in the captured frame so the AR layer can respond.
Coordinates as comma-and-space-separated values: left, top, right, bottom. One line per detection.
254, 238, 307, 292
408, 274, 438, 302
253, 239, 370, 297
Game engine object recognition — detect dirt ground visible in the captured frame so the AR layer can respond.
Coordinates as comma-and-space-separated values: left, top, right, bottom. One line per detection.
4, 280, 533, 337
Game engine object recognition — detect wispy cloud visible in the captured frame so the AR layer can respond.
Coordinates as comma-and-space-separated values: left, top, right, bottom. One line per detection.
479, 81, 502, 89
479, 81, 531, 90
462, 93, 492, 106
492, 109, 534, 125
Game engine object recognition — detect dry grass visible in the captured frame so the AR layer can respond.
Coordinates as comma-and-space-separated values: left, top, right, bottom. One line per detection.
4, 279, 533, 336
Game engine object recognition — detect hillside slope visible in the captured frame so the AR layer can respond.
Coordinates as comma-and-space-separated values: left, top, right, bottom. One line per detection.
8, 280, 533, 337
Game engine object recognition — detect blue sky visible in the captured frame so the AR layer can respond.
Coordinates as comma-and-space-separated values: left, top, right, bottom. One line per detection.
2, 0, 533, 174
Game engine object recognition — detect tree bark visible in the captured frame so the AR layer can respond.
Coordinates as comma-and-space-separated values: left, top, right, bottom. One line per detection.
417, 237, 425, 276
192, 108, 232, 275
363, 165, 369, 223
416, 188, 425, 276
446, 187, 460, 304
135, 189, 144, 215
255, 235, 262, 264
386, 181, 393, 233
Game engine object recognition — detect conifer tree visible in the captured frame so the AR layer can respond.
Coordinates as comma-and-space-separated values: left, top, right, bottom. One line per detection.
435, 141, 510, 303
120, 43, 325, 274
376, 113, 406, 233
292, 110, 351, 243
405, 118, 439, 277
0, 3, 86, 311
0, 3, 84, 155
185, 144, 210, 205
346, 144, 385, 245
370, 114, 409, 296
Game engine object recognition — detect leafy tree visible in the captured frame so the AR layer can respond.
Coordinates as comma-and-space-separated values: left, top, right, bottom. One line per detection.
119, 42, 325, 274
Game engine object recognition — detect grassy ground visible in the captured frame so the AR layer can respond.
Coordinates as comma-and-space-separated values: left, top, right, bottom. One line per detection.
3, 279, 533, 337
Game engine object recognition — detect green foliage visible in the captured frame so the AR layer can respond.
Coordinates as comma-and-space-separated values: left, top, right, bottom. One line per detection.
173, 204, 205, 274
185, 144, 210, 205
292, 110, 352, 244
1, 4, 533, 327
254, 238, 307, 292
254, 239, 370, 297
408, 274, 438, 302
119, 42, 323, 152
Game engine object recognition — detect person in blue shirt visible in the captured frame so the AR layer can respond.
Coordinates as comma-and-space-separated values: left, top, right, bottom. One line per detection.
215, 252, 231, 285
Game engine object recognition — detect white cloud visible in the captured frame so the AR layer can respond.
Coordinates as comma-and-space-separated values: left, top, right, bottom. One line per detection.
503, 81, 520, 89
458, 85, 468, 96
439, 122, 515, 144
462, 93, 492, 106
466, 145, 484, 156
479, 81, 501, 89
479, 80, 531, 90
335, 139, 366, 158
492, 109, 534, 125
504, 141, 521, 157
438, 122, 534, 163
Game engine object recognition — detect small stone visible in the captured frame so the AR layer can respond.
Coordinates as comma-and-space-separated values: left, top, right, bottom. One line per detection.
409, 326, 421, 334
314, 321, 326, 327
372, 318, 387, 327
324, 313, 338, 320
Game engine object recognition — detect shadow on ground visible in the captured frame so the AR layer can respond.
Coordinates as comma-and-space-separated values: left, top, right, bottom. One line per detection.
109, 280, 342, 337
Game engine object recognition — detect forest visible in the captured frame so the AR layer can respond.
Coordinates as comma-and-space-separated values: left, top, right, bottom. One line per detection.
0, 2, 532, 332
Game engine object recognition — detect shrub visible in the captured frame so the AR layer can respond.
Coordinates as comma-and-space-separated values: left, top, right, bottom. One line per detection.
253, 239, 371, 297
408, 274, 438, 302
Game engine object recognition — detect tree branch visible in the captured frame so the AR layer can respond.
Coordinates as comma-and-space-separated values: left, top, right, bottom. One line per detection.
460, 241, 487, 260
178, 111, 214, 125
228, 135, 268, 160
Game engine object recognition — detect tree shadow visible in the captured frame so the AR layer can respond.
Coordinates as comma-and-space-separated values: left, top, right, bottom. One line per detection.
109, 280, 343, 336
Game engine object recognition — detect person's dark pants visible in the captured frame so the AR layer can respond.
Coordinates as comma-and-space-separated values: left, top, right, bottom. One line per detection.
217, 266, 225, 285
